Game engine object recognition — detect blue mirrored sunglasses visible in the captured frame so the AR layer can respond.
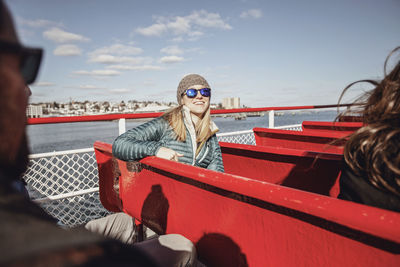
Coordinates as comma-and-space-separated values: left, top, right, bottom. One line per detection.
183, 88, 211, 98
0, 39, 43, 85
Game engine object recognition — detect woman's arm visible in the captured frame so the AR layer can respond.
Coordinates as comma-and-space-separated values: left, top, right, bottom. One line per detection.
112, 117, 166, 161
206, 135, 225, 172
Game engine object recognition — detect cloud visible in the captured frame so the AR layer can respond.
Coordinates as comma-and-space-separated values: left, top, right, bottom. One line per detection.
29, 92, 47, 98
107, 65, 163, 71
86, 43, 162, 71
160, 45, 184, 55
188, 31, 204, 37
32, 81, 55, 87
143, 80, 156, 87
109, 88, 132, 94
160, 56, 185, 64
73, 70, 120, 77
146, 90, 176, 97
43, 27, 90, 43
171, 36, 184, 42
88, 54, 154, 65
167, 16, 191, 35
188, 10, 232, 30
240, 9, 263, 19
136, 10, 232, 39
109, 88, 131, 94
90, 44, 143, 56
79, 85, 104, 90
54, 44, 82, 56
136, 23, 168, 36
88, 44, 151, 68
186, 47, 205, 54
187, 31, 204, 41
17, 17, 62, 28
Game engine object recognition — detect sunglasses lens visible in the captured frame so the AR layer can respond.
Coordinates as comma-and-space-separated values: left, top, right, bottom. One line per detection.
200, 88, 211, 97
20, 49, 42, 84
184, 88, 211, 98
186, 89, 198, 98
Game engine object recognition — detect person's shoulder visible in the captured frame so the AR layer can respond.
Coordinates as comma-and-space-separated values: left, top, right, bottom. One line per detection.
137, 116, 169, 130
147, 116, 169, 125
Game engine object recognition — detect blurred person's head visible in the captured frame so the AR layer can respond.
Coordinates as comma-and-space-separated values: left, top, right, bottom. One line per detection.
362, 50, 400, 125
338, 47, 400, 196
0, 0, 42, 186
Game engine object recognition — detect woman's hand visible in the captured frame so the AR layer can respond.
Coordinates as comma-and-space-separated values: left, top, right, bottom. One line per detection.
156, 147, 183, 162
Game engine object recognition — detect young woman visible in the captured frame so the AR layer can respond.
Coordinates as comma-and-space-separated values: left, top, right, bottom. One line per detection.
86, 74, 224, 266
337, 47, 400, 212
112, 73, 224, 172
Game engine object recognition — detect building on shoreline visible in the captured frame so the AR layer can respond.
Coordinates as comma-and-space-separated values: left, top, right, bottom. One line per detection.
222, 97, 240, 109
26, 105, 43, 118
26, 100, 226, 117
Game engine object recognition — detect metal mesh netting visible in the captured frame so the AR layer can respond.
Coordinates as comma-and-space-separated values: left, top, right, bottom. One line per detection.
217, 131, 255, 145
23, 150, 111, 226
275, 125, 302, 131
36, 192, 109, 226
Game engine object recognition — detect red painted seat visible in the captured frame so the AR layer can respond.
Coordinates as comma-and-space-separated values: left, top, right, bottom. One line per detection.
253, 127, 347, 153
94, 141, 400, 267
220, 142, 342, 197
302, 121, 363, 135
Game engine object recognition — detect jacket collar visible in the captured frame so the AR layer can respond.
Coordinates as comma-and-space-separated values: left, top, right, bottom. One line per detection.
182, 105, 219, 133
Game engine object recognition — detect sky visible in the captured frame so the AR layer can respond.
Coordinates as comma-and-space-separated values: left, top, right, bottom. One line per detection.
6, 0, 400, 107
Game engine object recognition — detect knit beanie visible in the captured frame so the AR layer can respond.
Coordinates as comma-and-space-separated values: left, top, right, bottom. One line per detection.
177, 74, 210, 104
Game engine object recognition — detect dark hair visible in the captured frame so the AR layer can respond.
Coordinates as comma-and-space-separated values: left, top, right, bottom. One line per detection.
337, 47, 400, 196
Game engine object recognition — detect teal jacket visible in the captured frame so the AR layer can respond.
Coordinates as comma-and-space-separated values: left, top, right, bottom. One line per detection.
112, 110, 224, 172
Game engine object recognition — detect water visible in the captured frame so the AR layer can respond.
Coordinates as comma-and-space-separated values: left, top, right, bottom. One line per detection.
27, 110, 339, 154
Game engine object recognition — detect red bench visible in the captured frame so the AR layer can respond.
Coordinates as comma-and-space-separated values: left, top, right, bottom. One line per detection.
94, 141, 400, 267
220, 142, 342, 197
253, 127, 346, 153
302, 121, 363, 134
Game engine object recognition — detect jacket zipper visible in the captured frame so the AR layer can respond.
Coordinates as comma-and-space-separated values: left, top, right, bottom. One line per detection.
197, 143, 209, 164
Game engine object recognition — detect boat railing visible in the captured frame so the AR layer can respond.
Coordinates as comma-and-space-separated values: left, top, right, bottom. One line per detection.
23, 105, 347, 226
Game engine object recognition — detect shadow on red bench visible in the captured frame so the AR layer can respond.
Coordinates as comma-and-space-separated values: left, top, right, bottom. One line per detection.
94, 141, 400, 267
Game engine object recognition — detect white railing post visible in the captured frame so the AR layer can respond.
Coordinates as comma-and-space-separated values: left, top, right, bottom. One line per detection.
269, 110, 275, 128
118, 118, 126, 135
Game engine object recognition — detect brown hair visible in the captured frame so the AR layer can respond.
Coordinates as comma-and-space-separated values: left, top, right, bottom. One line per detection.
337, 47, 400, 196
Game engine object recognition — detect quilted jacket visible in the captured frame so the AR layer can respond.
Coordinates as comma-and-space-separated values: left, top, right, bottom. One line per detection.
112, 107, 224, 172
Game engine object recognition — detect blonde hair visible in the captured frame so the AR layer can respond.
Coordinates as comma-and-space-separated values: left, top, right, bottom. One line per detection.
163, 105, 213, 153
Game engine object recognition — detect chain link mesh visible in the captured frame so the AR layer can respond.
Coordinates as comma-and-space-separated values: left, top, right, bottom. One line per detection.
23, 151, 111, 227
217, 131, 256, 145
275, 125, 302, 131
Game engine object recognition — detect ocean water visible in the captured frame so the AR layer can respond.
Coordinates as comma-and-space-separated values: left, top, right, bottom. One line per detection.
27, 110, 339, 154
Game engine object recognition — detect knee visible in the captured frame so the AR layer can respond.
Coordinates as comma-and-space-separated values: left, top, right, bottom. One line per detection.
158, 234, 196, 266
